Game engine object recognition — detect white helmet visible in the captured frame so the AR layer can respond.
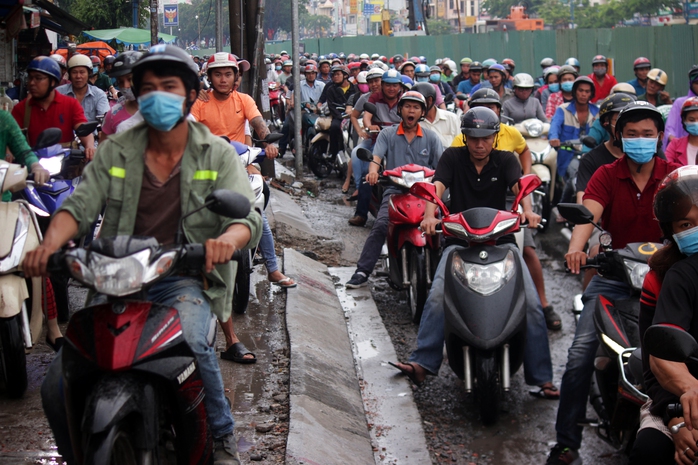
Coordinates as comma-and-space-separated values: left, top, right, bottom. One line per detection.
366, 68, 384, 81
357, 71, 368, 84
443, 59, 457, 74
513, 73, 535, 88
67, 54, 93, 71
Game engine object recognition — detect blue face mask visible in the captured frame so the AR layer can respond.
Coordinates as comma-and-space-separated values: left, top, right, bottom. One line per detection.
674, 225, 698, 256
622, 137, 657, 164
138, 91, 186, 132
429, 74, 441, 83
548, 83, 560, 93
686, 122, 698, 136
275, 66, 281, 71
416, 76, 429, 82
561, 81, 574, 92
93, 66, 99, 74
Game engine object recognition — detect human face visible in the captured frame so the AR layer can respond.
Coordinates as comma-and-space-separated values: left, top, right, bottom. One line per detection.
470, 70, 481, 84
685, 110, 698, 125
620, 118, 662, 140
488, 71, 502, 88
575, 83, 592, 104
382, 82, 401, 100
593, 63, 607, 76
210, 67, 236, 94
282, 65, 292, 74
400, 101, 424, 129
116, 74, 133, 90
605, 112, 620, 140
320, 63, 330, 74
27, 71, 52, 99
514, 87, 533, 101
305, 71, 317, 84
560, 74, 576, 85
138, 70, 194, 108
474, 102, 500, 117
546, 74, 559, 86
350, 68, 359, 77
468, 134, 495, 160
635, 67, 649, 81
647, 79, 665, 96
460, 63, 470, 74
402, 65, 415, 79
367, 77, 381, 93
672, 205, 698, 235
69, 66, 89, 89
332, 70, 345, 84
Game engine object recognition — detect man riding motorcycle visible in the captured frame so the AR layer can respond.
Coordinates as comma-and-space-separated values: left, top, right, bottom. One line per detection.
502, 73, 547, 124
318, 65, 358, 168
628, 57, 651, 97
588, 54, 617, 103
56, 54, 110, 123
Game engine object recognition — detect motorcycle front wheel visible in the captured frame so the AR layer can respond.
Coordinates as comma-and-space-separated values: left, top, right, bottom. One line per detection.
309, 140, 332, 178
0, 313, 28, 398
475, 351, 500, 426
233, 250, 252, 315
407, 246, 427, 324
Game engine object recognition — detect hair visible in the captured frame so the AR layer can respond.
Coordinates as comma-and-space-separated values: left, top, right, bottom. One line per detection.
616, 111, 664, 134
649, 240, 684, 281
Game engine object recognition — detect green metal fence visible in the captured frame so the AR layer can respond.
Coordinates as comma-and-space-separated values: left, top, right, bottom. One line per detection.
265, 25, 698, 98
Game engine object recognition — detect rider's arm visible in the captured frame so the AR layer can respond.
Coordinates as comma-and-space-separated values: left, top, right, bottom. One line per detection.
565, 198, 603, 274
350, 108, 367, 139
518, 145, 532, 175
549, 107, 563, 147
249, 116, 278, 159
22, 210, 79, 277
79, 133, 96, 160
535, 99, 548, 123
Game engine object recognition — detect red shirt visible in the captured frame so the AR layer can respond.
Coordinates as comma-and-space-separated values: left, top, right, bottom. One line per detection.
12, 91, 87, 146
588, 73, 618, 103
584, 156, 681, 249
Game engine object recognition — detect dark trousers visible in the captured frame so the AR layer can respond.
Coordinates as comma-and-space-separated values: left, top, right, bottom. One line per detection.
329, 117, 343, 156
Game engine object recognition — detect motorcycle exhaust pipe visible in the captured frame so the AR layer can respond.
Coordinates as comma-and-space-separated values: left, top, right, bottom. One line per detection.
463, 346, 472, 393
402, 247, 410, 287
20, 302, 32, 349
502, 344, 510, 391
425, 250, 432, 286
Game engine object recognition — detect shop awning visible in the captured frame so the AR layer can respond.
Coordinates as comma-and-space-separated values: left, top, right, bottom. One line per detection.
33, 0, 89, 36
82, 27, 176, 46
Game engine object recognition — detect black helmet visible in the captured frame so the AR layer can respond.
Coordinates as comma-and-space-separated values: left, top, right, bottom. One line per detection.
469, 88, 501, 108
109, 51, 144, 78
412, 82, 436, 105
598, 92, 636, 125
654, 166, 698, 239
132, 45, 200, 104
104, 55, 116, 66
689, 64, 698, 82
614, 101, 665, 141
572, 76, 595, 102
469, 61, 483, 72
461, 107, 501, 138
330, 64, 349, 76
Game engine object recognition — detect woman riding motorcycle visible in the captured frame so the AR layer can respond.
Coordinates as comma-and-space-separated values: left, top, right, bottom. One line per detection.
501, 73, 547, 124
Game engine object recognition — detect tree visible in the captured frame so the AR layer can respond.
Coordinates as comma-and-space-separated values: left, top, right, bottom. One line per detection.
301, 13, 332, 38
537, 0, 570, 27
575, 0, 625, 28
481, 0, 545, 18
67, 0, 148, 30
426, 18, 454, 35
264, 0, 309, 39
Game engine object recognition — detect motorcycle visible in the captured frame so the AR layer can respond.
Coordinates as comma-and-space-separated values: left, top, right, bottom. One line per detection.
356, 148, 441, 323
308, 105, 349, 179
47, 189, 251, 464
409, 174, 541, 425
228, 133, 282, 315
558, 203, 658, 451
0, 128, 62, 398
558, 139, 585, 205
515, 118, 557, 229
268, 81, 283, 131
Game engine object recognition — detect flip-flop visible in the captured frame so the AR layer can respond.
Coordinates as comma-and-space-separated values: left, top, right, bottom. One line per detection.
529, 384, 560, 400
388, 361, 424, 387
221, 342, 257, 364
271, 277, 297, 288
341, 187, 350, 194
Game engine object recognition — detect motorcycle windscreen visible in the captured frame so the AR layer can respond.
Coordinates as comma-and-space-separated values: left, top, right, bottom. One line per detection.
442, 246, 527, 350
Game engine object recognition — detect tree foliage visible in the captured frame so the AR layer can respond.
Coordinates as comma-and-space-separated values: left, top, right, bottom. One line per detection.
264, 0, 309, 38
482, 0, 544, 19
300, 13, 332, 38
426, 18, 455, 35
63, 0, 148, 30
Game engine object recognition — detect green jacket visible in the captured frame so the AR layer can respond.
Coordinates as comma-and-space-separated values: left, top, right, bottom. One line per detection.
0, 110, 37, 202
58, 121, 262, 322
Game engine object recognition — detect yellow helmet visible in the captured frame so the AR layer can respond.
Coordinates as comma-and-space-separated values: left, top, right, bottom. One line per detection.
647, 68, 668, 86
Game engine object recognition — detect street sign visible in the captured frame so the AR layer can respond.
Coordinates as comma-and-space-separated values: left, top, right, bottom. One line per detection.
163, 4, 179, 27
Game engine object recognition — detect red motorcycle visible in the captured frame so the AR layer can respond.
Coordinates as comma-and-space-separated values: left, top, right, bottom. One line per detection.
268, 81, 284, 131
357, 148, 441, 323
48, 190, 249, 464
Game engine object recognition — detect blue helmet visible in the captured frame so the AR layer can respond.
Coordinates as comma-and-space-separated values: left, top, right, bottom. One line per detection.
414, 64, 430, 78
27, 56, 62, 83
401, 75, 414, 89
382, 69, 402, 84
565, 57, 580, 68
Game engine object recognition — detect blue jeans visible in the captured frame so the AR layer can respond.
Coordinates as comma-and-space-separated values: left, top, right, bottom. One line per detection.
410, 244, 553, 386
41, 277, 234, 463
259, 211, 279, 274
355, 193, 390, 275
351, 139, 374, 190
555, 275, 634, 450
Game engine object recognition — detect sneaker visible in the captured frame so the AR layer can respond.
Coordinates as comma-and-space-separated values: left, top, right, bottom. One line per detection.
213, 433, 241, 465
348, 215, 367, 227
346, 272, 368, 288
546, 444, 581, 465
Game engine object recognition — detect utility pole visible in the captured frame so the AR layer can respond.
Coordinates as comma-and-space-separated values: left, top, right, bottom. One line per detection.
292, 0, 302, 173
230, 0, 243, 57
215, 0, 223, 52
150, 0, 158, 45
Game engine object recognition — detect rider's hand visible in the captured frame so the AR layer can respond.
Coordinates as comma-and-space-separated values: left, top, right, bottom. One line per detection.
23, 244, 59, 277
30, 162, 50, 185
660, 91, 672, 104
204, 237, 236, 273
366, 172, 379, 185
564, 249, 587, 275
198, 89, 210, 102
671, 417, 698, 465
522, 211, 541, 229
84, 147, 96, 161
360, 130, 370, 140
369, 125, 380, 132
420, 216, 441, 236
549, 139, 561, 148
680, 387, 698, 431
265, 144, 279, 159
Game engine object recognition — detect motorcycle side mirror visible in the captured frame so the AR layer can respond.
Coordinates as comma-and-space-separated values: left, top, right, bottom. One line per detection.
75, 122, 99, 137
456, 94, 468, 101
363, 102, 378, 115
582, 135, 597, 149
556, 203, 604, 231
511, 174, 542, 212
644, 325, 698, 364
409, 182, 449, 216
444, 93, 454, 104
174, 190, 251, 244
355, 147, 375, 163
33, 128, 62, 151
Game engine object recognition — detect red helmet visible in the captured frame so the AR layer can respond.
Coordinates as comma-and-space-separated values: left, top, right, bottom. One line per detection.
502, 58, 515, 68
633, 57, 651, 69
304, 64, 318, 74
347, 62, 361, 71
409, 56, 421, 64
90, 55, 101, 66
207, 52, 239, 71
682, 97, 698, 117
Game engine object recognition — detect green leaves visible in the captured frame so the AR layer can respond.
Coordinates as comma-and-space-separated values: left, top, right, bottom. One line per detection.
426, 19, 455, 35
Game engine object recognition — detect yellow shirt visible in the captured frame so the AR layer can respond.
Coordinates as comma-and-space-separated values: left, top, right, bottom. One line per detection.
450, 123, 527, 155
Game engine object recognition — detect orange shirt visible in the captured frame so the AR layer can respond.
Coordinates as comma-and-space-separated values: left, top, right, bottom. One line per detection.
190, 91, 262, 142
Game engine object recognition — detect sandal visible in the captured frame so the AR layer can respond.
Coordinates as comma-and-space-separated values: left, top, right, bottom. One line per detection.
221, 342, 257, 364
387, 361, 425, 387
543, 305, 562, 331
529, 383, 560, 400
270, 276, 297, 288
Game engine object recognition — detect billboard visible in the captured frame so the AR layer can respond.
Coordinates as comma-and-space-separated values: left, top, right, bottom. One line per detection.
163, 4, 179, 27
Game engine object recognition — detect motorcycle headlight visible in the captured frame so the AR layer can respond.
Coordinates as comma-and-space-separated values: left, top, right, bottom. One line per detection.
390, 170, 426, 188
451, 250, 516, 296
314, 120, 321, 131
144, 250, 178, 284
524, 120, 544, 138
38, 154, 64, 176
623, 259, 650, 291
443, 222, 468, 239
82, 249, 152, 296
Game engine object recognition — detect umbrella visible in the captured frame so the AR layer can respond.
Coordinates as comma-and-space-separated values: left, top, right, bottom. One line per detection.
82, 27, 177, 46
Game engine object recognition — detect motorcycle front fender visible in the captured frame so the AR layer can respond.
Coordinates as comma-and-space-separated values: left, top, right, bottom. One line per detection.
530, 164, 551, 184
310, 132, 330, 145
396, 227, 427, 251
0, 275, 28, 318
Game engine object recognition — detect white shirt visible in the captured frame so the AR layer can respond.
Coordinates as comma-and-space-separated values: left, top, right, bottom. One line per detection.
420, 108, 461, 148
